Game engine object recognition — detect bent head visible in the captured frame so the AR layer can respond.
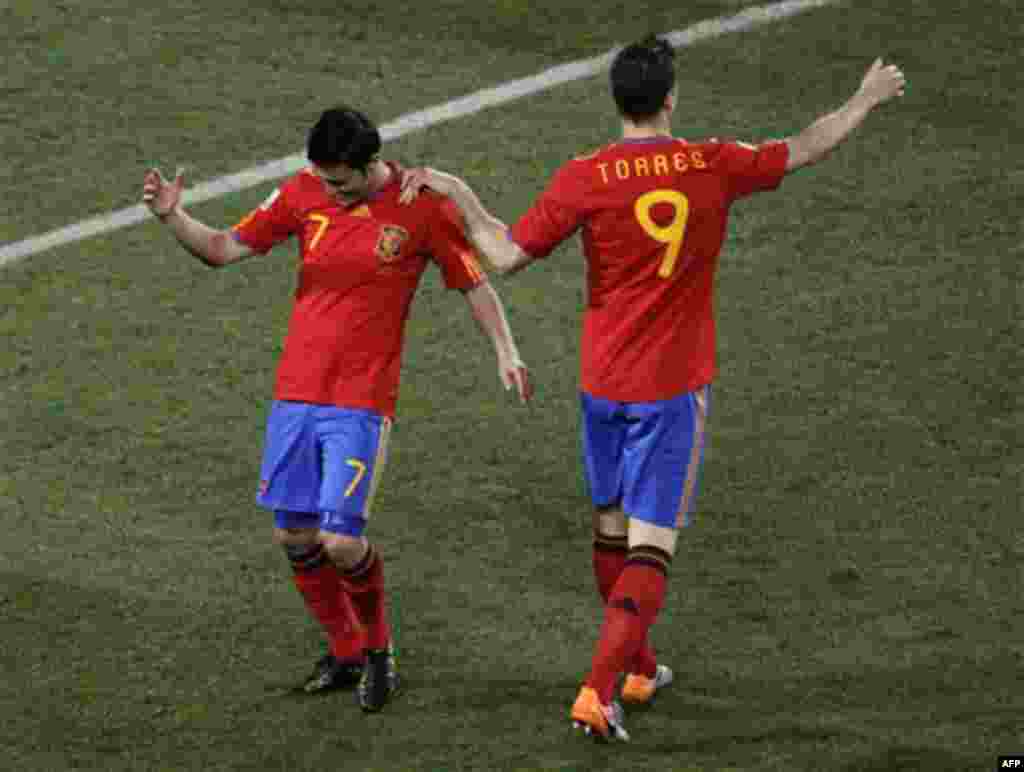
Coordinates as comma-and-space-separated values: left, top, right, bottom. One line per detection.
308, 106, 382, 204
610, 36, 676, 127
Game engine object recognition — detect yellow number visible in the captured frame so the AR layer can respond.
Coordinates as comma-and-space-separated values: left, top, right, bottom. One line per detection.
307, 213, 330, 252
344, 458, 367, 497
634, 190, 690, 278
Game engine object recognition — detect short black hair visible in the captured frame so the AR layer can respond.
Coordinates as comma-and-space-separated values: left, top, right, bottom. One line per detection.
307, 106, 381, 170
610, 36, 676, 121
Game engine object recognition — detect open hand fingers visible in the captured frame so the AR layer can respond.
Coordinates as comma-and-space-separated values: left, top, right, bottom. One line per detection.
884, 64, 906, 97
862, 59, 906, 102
503, 365, 532, 404
399, 168, 432, 205
514, 366, 532, 404
142, 165, 184, 215
142, 169, 163, 204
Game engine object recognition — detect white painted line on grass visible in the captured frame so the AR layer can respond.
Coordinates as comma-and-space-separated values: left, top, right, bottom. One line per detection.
0, 0, 837, 267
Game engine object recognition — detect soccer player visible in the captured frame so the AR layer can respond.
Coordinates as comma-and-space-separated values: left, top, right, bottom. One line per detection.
141, 106, 531, 712
398, 39, 905, 739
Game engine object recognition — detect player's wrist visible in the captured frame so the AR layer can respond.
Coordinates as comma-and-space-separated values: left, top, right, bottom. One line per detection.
157, 204, 182, 223
498, 345, 524, 368
849, 89, 878, 113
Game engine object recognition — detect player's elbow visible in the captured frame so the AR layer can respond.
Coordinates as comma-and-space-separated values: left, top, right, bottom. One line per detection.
477, 230, 530, 275
198, 253, 227, 269
489, 256, 519, 276
482, 249, 529, 276
784, 135, 819, 172
205, 231, 247, 268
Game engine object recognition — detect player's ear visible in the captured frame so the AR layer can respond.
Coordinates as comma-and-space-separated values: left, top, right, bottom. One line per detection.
664, 88, 677, 115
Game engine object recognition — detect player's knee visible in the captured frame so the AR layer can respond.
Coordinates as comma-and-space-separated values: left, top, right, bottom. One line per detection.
274, 527, 324, 571
273, 526, 318, 546
626, 543, 673, 577
594, 507, 627, 539
281, 540, 329, 572
321, 532, 368, 570
628, 519, 678, 557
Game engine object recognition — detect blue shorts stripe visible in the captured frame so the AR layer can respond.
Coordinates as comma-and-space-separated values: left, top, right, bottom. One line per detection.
674, 386, 710, 528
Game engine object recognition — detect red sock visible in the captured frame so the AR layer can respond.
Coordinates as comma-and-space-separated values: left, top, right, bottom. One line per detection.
585, 560, 667, 704
593, 537, 658, 678
289, 545, 366, 662
344, 544, 391, 651
632, 634, 658, 679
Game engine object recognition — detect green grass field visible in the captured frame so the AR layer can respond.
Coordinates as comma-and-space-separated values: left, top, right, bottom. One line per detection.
2, 1, 1021, 770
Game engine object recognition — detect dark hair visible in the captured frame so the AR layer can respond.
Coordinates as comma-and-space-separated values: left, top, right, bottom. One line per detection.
307, 106, 381, 170
610, 36, 676, 121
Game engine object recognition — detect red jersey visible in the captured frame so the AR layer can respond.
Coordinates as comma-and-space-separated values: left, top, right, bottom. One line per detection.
510, 137, 788, 402
232, 163, 485, 417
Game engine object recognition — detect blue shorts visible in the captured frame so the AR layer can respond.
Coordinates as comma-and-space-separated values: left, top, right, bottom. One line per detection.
580, 386, 711, 529
256, 401, 392, 537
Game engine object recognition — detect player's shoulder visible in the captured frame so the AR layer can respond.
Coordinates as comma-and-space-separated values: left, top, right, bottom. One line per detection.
274, 167, 342, 212
694, 137, 781, 155
375, 160, 428, 212
376, 164, 454, 227
546, 144, 617, 188
266, 167, 319, 203
569, 143, 616, 163
289, 167, 325, 193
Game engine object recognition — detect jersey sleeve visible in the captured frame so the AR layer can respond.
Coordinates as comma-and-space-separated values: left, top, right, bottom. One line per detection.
508, 162, 586, 259
231, 183, 302, 254
716, 140, 789, 202
426, 196, 487, 291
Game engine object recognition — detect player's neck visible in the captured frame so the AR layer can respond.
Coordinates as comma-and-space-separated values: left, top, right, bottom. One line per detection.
621, 115, 672, 141
366, 160, 392, 194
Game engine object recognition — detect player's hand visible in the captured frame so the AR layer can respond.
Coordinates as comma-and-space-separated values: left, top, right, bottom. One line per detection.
142, 167, 186, 219
498, 351, 532, 405
857, 58, 906, 107
399, 167, 461, 204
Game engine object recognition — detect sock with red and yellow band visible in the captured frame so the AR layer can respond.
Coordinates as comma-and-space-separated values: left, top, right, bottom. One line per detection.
593, 534, 659, 680
343, 542, 391, 651
585, 546, 670, 705
286, 543, 365, 662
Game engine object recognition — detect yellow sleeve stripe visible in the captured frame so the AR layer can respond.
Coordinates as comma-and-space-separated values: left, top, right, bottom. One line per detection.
460, 249, 486, 283
233, 211, 258, 231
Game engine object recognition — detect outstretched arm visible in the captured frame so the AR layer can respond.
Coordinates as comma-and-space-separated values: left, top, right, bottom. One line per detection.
399, 171, 533, 275
142, 167, 254, 267
784, 58, 906, 172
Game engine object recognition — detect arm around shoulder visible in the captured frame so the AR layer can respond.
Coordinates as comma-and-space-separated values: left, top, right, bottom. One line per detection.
400, 167, 534, 275
446, 177, 534, 275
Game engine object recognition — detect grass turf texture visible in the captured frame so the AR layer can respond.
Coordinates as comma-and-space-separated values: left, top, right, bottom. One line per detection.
2, 0, 1021, 770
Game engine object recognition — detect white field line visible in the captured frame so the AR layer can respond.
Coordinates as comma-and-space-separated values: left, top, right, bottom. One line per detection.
0, 0, 836, 267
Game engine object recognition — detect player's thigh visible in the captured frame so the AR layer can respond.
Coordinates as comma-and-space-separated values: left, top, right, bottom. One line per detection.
621, 385, 711, 531
314, 406, 392, 537
257, 401, 322, 514
580, 391, 628, 508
